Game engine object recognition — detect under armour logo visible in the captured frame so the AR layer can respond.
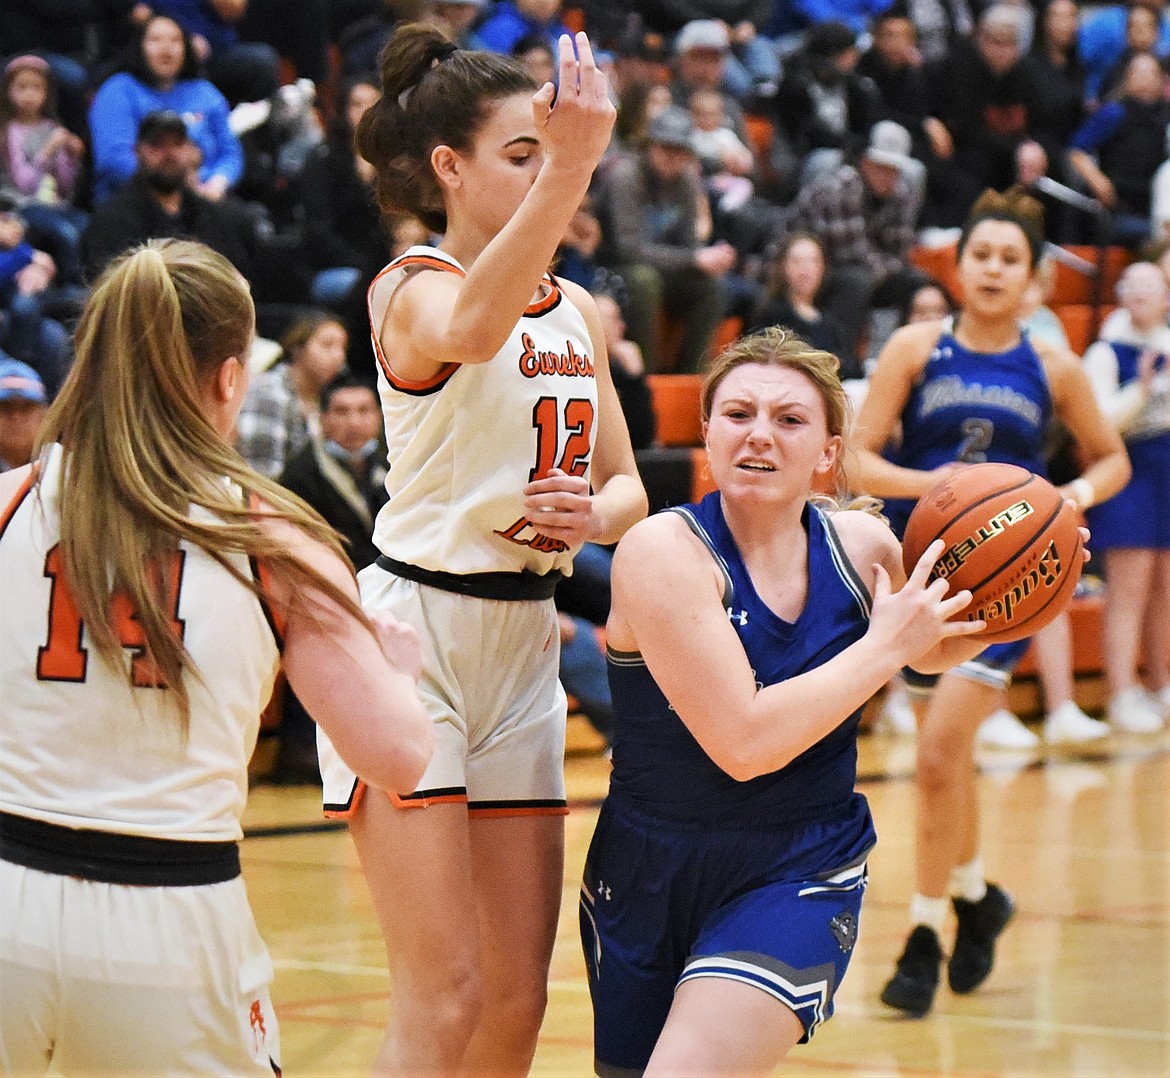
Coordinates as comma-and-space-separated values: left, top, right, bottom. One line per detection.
727, 608, 748, 626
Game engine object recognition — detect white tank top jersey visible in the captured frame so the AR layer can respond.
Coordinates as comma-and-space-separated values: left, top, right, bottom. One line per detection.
367, 246, 600, 577
0, 445, 282, 842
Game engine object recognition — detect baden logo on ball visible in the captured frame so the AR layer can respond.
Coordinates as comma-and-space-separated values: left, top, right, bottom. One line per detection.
901, 463, 1084, 644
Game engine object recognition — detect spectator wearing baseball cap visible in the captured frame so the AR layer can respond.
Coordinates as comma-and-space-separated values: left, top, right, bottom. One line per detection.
0, 356, 47, 471
592, 104, 734, 373
770, 119, 930, 374
81, 108, 256, 282
672, 18, 781, 105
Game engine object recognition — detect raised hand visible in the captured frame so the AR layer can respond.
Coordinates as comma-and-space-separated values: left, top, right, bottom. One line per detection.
531, 32, 616, 175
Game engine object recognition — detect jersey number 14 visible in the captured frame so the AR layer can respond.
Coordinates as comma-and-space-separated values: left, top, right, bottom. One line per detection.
36, 545, 187, 687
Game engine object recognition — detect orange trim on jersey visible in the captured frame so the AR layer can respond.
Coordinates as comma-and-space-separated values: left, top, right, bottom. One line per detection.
524, 275, 562, 316
0, 464, 38, 540
367, 256, 464, 392
468, 805, 570, 819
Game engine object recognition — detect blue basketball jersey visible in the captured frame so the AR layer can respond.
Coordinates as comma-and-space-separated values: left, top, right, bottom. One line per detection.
883, 328, 1053, 537
606, 492, 873, 827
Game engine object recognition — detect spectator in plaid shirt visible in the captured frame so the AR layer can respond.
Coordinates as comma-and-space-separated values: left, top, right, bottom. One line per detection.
235, 310, 348, 478
773, 120, 929, 375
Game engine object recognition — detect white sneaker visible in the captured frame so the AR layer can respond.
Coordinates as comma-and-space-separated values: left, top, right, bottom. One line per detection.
977, 709, 1041, 749
876, 686, 917, 736
1043, 701, 1110, 744
1108, 687, 1165, 734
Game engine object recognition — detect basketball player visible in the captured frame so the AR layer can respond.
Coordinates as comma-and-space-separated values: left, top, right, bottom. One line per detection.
314, 25, 647, 1075
0, 239, 434, 1075
581, 329, 989, 1076
851, 189, 1130, 1017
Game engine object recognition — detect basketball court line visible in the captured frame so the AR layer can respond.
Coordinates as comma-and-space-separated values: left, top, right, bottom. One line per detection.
240, 741, 1170, 838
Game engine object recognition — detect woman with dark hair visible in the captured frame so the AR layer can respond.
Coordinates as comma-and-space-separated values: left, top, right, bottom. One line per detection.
0, 238, 432, 1073
88, 14, 243, 204
747, 231, 850, 372
315, 23, 646, 1075
852, 188, 1129, 1017
235, 309, 349, 479
299, 75, 387, 313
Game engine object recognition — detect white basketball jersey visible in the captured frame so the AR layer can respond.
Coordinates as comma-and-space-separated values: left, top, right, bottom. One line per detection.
367, 246, 599, 577
0, 446, 281, 841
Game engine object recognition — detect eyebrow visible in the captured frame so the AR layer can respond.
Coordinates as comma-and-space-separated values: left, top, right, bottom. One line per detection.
503, 136, 540, 149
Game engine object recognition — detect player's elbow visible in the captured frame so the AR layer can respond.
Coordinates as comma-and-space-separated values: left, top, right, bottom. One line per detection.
716, 740, 793, 783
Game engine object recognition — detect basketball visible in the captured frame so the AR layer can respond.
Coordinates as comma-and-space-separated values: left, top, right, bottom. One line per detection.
901, 463, 1084, 644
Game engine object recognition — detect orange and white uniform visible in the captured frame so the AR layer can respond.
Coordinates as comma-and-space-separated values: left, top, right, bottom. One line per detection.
0, 445, 283, 1076
319, 245, 599, 819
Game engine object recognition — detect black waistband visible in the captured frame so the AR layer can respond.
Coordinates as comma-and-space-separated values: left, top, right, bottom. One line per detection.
376, 555, 562, 600
0, 811, 241, 886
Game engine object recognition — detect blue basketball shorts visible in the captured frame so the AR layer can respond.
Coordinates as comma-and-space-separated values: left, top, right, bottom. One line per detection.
580, 794, 875, 1076
904, 636, 1032, 694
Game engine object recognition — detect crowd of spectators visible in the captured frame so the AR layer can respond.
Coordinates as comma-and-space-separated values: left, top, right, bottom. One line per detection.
8, 0, 1170, 397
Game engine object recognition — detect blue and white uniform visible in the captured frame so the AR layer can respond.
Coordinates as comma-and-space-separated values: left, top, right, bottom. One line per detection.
886, 323, 1054, 688
1083, 312, 1170, 550
319, 246, 599, 818
581, 493, 877, 1075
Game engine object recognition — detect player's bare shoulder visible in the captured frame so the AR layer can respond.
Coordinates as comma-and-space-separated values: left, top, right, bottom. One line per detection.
880, 319, 946, 370
1029, 333, 1084, 396
824, 504, 902, 594
612, 510, 724, 595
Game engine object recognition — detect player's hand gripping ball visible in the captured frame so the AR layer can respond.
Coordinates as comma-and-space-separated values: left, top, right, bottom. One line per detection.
901, 463, 1084, 644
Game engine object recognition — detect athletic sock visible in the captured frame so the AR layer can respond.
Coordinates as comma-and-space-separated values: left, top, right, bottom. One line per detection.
909, 893, 949, 935
949, 857, 988, 903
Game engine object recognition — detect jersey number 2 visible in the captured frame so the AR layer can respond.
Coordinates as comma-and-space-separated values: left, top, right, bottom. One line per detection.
530, 397, 595, 482
36, 545, 187, 687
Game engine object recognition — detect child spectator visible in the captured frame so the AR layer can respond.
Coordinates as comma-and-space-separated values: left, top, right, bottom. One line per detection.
0, 56, 86, 288
688, 87, 754, 213
0, 209, 72, 395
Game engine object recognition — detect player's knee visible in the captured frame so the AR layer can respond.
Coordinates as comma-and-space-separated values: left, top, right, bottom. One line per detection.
484, 980, 549, 1046
398, 957, 485, 1045
916, 742, 963, 797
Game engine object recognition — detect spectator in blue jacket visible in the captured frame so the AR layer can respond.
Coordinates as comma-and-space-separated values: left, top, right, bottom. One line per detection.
1079, 0, 1170, 102
1068, 50, 1170, 246
88, 14, 244, 205
477, 0, 573, 56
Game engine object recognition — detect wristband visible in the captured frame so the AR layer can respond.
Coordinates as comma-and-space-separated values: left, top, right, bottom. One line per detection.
1068, 477, 1095, 511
